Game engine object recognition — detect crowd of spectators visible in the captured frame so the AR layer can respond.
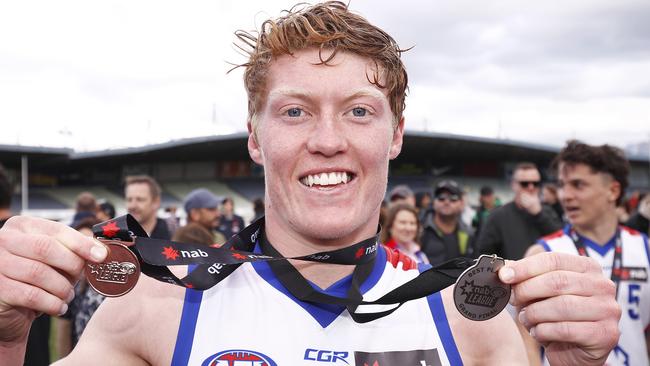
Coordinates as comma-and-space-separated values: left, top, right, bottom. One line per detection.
2, 139, 649, 364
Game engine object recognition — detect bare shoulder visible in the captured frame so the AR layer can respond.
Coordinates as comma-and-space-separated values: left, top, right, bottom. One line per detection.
525, 243, 546, 257
440, 286, 527, 365
58, 269, 187, 365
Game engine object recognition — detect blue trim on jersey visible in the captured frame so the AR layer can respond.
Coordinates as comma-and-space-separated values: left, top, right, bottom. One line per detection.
251, 242, 387, 328
171, 265, 204, 366
642, 234, 650, 269
578, 231, 616, 257
419, 262, 463, 366
537, 240, 551, 252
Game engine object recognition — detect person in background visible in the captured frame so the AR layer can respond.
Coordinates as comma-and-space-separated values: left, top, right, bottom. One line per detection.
124, 175, 170, 239
218, 197, 245, 239
56, 217, 104, 360
380, 203, 428, 264
542, 183, 564, 222
415, 190, 433, 225
421, 180, 474, 265
526, 140, 649, 365
476, 162, 562, 260
172, 223, 215, 247
164, 205, 180, 236
387, 184, 416, 208
183, 188, 226, 245
626, 193, 650, 235
471, 185, 497, 236
95, 201, 115, 222
72, 192, 96, 225
252, 198, 265, 221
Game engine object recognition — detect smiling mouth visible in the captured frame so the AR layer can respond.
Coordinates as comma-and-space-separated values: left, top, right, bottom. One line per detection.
299, 171, 355, 188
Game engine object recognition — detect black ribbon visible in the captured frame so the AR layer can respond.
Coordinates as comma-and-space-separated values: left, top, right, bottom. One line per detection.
93, 214, 473, 322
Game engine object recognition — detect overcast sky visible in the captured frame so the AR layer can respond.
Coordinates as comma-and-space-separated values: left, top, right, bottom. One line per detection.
1, 0, 649, 152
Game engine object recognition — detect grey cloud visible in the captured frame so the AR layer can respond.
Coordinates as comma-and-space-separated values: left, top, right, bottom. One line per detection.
357, 0, 650, 100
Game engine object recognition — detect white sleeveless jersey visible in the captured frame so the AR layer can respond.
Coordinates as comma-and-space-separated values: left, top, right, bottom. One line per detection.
171, 244, 462, 366
538, 225, 650, 366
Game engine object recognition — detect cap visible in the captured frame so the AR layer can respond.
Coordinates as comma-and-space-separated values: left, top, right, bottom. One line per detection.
184, 188, 220, 213
434, 180, 462, 196
388, 184, 414, 201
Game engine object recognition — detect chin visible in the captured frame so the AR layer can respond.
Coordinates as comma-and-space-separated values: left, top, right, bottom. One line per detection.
294, 215, 372, 242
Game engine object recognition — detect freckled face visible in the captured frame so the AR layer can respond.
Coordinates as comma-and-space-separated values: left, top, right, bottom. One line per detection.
248, 48, 404, 245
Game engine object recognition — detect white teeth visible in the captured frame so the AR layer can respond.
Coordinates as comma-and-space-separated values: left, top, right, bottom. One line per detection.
328, 172, 336, 185
301, 171, 352, 187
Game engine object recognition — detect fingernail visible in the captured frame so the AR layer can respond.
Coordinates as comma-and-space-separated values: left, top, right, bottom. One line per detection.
518, 309, 527, 326
90, 241, 108, 262
500, 267, 515, 282
67, 289, 75, 303
58, 303, 68, 316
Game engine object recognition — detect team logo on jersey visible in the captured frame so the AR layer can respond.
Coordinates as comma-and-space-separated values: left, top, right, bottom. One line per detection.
354, 349, 442, 366
201, 349, 277, 366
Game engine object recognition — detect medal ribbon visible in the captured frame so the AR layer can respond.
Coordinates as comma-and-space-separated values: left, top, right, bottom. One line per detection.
569, 227, 623, 297
93, 214, 474, 322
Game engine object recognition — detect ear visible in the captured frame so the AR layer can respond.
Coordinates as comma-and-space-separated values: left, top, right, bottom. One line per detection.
608, 179, 622, 205
389, 117, 405, 160
247, 121, 263, 165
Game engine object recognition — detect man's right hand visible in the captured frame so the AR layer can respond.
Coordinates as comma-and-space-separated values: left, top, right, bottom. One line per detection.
0, 216, 107, 345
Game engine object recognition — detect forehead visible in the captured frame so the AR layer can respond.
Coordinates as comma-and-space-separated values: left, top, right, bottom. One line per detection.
395, 209, 416, 221
558, 162, 599, 179
263, 48, 389, 103
514, 168, 540, 180
126, 183, 151, 197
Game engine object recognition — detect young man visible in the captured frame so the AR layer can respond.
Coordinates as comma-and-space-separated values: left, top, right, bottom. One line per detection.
0, 3, 620, 365
421, 180, 474, 265
125, 175, 170, 240
477, 162, 562, 260
526, 141, 650, 365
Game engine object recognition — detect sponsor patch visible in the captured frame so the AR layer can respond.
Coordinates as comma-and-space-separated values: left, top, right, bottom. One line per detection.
354, 349, 442, 366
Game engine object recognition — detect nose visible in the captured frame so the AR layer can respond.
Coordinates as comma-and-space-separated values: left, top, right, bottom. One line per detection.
306, 114, 348, 157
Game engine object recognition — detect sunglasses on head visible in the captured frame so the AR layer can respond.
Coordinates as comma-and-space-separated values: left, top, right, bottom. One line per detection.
518, 180, 541, 188
435, 194, 460, 202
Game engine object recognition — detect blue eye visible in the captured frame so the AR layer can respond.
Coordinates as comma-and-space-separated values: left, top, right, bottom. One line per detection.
352, 107, 367, 117
287, 108, 302, 117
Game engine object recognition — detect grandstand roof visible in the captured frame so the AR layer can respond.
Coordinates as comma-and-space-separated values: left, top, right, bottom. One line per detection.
0, 144, 72, 168
2, 132, 648, 164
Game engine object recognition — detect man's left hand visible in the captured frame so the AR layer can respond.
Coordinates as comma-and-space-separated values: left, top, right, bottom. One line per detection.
500, 252, 621, 366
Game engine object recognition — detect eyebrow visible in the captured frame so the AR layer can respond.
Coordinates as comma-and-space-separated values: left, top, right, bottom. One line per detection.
267, 87, 387, 104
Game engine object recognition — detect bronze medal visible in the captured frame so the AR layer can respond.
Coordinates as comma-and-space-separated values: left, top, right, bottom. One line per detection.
453, 254, 510, 321
85, 240, 140, 297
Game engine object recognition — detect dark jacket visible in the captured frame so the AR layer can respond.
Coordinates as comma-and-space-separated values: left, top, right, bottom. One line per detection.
626, 213, 649, 236
420, 214, 475, 266
151, 218, 171, 240
476, 201, 562, 260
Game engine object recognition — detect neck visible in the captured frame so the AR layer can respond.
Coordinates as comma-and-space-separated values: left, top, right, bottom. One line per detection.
142, 216, 157, 236
434, 214, 457, 235
573, 211, 618, 246
264, 210, 378, 290
0, 208, 11, 221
